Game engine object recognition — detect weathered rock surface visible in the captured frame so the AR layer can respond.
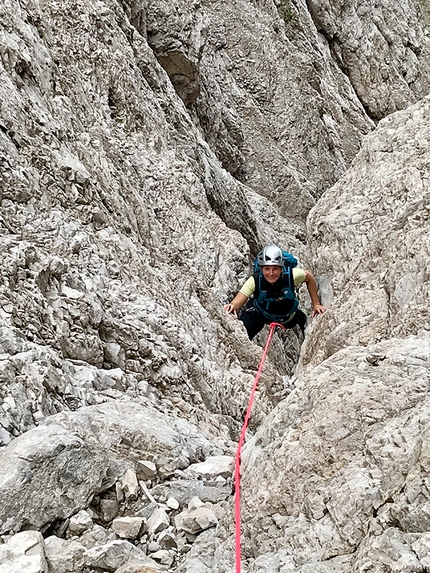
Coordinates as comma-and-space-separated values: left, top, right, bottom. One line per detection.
0, 0, 430, 572
237, 98, 430, 571
304, 96, 430, 368
0, 424, 112, 535
0, 531, 47, 573
306, 0, 430, 119
145, 0, 374, 216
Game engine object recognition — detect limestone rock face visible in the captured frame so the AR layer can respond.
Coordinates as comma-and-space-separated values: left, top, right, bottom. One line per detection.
306, 0, 430, 119
145, 0, 375, 220
304, 96, 430, 368
1, 0, 430, 572
0, 0, 301, 454
236, 97, 430, 572
241, 336, 430, 568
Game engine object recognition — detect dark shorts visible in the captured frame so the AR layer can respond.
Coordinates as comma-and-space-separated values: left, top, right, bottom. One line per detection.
239, 300, 307, 340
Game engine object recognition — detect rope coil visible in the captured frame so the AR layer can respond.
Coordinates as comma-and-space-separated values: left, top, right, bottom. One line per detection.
234, 322, 285, 573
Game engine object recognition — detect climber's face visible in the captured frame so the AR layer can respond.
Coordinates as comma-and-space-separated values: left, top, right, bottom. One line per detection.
262, 265, 282, 284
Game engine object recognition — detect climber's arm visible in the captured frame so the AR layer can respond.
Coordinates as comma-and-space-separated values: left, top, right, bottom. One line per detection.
224, 292, 249, 317
304, 271, 326, 318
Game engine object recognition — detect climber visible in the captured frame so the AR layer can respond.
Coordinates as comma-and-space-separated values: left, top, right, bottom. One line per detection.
224, 244, 326, 340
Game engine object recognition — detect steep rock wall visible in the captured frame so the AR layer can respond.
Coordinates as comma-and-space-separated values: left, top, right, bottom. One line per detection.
0, 0, 430, 572
144, 0, 374, 224
305, 0, 430, 119
237, 97, 430, 573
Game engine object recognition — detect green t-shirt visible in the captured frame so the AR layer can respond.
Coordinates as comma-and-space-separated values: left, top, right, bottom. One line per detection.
239, 268, 306, 298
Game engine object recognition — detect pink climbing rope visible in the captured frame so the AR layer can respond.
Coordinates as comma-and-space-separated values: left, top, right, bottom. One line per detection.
234, 322, 285, 573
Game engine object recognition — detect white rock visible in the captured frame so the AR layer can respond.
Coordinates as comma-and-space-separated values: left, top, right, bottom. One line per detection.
115, 564, 160, 573
188, 496, 205, 511
115, 563, 160, 573
150, 549, 175, 566
84, 540, 155, 570
44, 536, 86, 573
166, 496, 180, 510
185, 455, 234, 480
177, 507, 218, 534
119, 468, 139, 501
68, 509, 93, 536
146, 507, 170, 534
137, 460, 158, 480
112, 516, 144, 539
0, 530, 47, 573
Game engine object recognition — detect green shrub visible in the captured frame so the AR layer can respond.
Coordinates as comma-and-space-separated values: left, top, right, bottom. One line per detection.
279, 0, 293, 22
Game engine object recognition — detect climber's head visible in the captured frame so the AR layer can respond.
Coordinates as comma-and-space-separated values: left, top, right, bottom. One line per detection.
258, 244, 284, 284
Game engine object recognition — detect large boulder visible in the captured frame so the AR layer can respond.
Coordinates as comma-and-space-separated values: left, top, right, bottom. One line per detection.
0, 425, 112, 534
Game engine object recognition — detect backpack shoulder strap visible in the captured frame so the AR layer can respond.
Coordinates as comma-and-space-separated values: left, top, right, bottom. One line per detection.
253, 270, 262, 298
283, 265, 294, 291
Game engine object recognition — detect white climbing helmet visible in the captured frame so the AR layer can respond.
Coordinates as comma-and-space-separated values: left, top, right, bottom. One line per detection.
257, 244, 284, 267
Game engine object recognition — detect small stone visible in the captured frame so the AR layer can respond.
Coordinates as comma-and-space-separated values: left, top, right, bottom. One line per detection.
136, 460, 158, 480
68, 510, 93, 536
146, 507, 170, 534
166, 497, 180, 510
84, 540, 151, 571
1, 531, 47, 573
188, 496, 204, 511
119, 469, 139, 501
112, 517, 144, 539
44, 535, 86, 573
150, 549, 174, 566
99, 498, 119, 522
158, 530, 177, 550
180, 507, 218, 534
185, 455, 234, 480
148, 540, 160, 553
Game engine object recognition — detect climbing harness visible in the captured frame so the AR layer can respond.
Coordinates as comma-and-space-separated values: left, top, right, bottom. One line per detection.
234, 322, 285, 573
253, 266, 299, 322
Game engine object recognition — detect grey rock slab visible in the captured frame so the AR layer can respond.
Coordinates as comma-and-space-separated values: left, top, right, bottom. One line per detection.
175, 506, 218, 535
99, 498, 119, 522
44, 536, 86, 573
146, 507, 170, 535
137, 460, 158, 480
150, 479, 232, 506
115, 564, 160, 573
0, 531, 47, 573
84, 540, 158, 571
0, 425, 112, 535
78, 523, 117, 549
184, 455, 234, 479
112, 516, 145, 539
150, 549, 175, 566
158, 530, 178, 550
67, 510, 93, 536
44, 401, 214, 476
174, 528, 218, 573
305, 96, 430, 369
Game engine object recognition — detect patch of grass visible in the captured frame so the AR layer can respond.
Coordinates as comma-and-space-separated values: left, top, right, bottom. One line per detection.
415, 0, 430, 28
278, 0, 293, 23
